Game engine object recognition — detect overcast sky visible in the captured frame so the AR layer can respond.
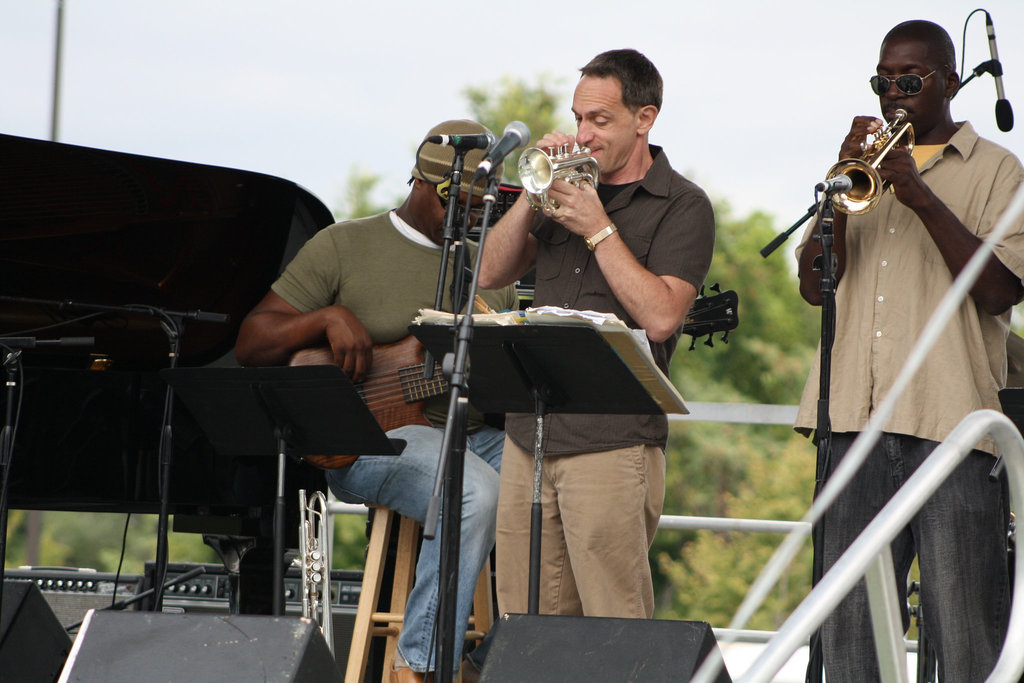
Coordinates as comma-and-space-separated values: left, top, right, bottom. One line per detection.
4, 0, 1023, 254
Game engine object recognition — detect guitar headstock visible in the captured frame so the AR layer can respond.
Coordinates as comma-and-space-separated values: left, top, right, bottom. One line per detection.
683, 283, 739, 351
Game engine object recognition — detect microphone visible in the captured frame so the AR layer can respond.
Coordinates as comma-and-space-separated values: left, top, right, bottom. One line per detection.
985, 11, 1014, 132
425, 132, 496, 151
815, 174, 853, 194
473, 121, 530, 179
0, 336, 95, 349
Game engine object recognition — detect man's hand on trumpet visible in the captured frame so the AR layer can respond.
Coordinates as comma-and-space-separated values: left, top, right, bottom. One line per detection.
839, 115, 884, 160
534, 130, 611, 240
876, 148, 933, 212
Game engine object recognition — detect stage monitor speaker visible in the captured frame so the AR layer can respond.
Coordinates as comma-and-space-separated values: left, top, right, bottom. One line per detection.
146, 562, 360, 671
5, 568, 143, 631
60, 611, 341, 682
478, 613, 732, 683
1, 580, 74, 682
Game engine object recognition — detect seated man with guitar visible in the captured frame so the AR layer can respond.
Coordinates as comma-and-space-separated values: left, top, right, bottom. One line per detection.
234, 119, 517, 683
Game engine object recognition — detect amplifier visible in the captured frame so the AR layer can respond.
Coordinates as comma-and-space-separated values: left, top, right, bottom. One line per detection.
5, 567, 144, 631
148, 562, 362, 669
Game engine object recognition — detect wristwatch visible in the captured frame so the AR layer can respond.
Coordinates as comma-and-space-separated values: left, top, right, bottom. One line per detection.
585, 223, 617, 251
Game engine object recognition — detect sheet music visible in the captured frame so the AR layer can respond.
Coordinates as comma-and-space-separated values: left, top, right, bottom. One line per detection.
412, 308, 686, 415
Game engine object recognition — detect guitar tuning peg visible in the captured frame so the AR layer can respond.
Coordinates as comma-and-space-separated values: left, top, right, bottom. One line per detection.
710, 282, 721, 293
688, 337, 696, 351
698, 284, 706, 297
721, 331, 730, 344
704, 335, 714, 348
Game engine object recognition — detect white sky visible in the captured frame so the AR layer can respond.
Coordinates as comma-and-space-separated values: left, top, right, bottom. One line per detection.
3, 0, 1023, 247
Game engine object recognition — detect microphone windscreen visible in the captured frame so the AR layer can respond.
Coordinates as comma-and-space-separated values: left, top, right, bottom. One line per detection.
996, 99, 1014, 132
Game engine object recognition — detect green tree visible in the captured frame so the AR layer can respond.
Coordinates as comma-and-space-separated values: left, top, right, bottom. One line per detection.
334, 164, 399, 220
653, 201, 821, 624
463, 74, 573, 182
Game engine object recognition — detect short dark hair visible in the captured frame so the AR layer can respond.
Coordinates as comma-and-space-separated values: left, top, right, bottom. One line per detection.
882, 20, 956, 74
580, 49, 663, 112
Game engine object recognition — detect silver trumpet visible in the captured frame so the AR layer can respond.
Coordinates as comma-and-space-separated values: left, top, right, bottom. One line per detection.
298, 488, 333, 654
518, 144, 600, 213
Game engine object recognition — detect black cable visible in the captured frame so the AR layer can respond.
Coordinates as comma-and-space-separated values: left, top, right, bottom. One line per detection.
111, 513, 132, 608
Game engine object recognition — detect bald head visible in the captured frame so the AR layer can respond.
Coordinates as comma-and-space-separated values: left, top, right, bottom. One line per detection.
882, 20, 956, 75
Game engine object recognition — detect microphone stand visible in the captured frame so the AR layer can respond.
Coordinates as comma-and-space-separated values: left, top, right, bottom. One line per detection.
803, 194, 839, 683
955, 59, 1001, 95
760, 202, 818, 258
0, 335, 94, 627
760, 192, 840, 683
425, 170, 500, 683
424, 150, 472, 381
0, 295, 228, 612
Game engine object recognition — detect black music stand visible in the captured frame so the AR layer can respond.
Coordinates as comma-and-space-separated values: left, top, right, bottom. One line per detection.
412, 322, 680, 613
160, 365, 400, 615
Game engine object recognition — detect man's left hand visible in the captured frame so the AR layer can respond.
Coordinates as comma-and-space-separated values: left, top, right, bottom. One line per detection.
877, 148, 933, 211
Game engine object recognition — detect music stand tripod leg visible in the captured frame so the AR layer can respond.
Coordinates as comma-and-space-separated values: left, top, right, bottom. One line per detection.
274, 431, 287, 616
528, 395, 547, 615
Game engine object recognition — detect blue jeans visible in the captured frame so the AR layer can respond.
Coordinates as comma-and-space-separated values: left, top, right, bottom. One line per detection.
325, 424, 503, 675
821, 432, 1010, 682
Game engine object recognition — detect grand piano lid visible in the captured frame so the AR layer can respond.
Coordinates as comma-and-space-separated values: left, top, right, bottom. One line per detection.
0, 133, 335, 368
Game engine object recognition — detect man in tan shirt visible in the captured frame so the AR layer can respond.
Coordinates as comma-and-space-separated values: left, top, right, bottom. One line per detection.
795, 20, 1024, 681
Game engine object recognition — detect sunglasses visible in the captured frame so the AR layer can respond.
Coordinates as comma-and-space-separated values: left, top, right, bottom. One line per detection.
436, 182, 485, 226
869, 70, 936, 96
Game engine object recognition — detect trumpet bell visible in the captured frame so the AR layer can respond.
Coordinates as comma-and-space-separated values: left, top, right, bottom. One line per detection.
520, 148, 554, 197
825, 159, 883, 215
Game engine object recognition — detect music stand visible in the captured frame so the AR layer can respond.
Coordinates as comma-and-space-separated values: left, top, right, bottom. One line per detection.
412, 322, 683, 613
160, 365, 400, 615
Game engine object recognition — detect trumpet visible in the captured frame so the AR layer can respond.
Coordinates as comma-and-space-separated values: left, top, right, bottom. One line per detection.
824, 108, 914, 215
298, 488, 333, 654
518, 144, 600, 213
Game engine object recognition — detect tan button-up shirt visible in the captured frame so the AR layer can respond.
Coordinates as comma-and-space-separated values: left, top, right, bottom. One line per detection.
795, 122, 1024, 454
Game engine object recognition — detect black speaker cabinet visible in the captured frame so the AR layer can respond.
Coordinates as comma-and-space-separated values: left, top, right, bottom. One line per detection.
146, 562, 360, 671
60, 611, 342, 682
0, 580, 74, 682
478, 614, 732, 682
5, 568, 143, 631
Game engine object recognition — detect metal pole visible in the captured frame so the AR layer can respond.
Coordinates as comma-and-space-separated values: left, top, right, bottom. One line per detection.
51, 0, 65, 142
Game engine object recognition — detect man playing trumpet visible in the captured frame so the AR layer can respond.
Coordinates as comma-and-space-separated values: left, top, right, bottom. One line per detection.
796, 20, 1024, 681
479, 48, 715, 621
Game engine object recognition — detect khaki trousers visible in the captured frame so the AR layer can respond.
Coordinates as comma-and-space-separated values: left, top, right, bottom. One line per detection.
495, 436, 665, 618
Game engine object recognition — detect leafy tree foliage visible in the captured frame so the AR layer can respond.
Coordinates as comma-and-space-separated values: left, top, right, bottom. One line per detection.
463, 74, 573, 182
654, 201, 822, 625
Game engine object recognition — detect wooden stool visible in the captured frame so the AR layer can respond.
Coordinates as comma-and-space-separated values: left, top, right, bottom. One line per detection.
345, 506, 494, 683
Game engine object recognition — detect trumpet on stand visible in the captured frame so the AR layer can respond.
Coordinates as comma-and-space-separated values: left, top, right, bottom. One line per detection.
298, 488, 333, 655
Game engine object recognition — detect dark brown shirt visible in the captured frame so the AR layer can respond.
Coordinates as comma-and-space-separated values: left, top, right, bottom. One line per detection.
506, 146, 715, 455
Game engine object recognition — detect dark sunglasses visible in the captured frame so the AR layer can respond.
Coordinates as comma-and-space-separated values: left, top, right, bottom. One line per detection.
436, 182, 485, 226
869, 70, 936, 96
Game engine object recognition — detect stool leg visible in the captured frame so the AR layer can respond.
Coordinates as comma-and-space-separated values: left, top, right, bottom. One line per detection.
346, 509, 394, 683
468, 557, 494, 642
381, 515, 420, 681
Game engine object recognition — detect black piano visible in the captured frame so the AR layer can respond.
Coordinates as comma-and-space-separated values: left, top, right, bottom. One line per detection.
0, 133, 336, 612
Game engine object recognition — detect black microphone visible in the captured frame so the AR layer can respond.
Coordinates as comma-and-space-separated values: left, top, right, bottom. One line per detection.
426, 132, 496, 151
985, 11, 1014, 132
815, 175, 853, 194
0, 336, 95, 349
473, 121, 530, 179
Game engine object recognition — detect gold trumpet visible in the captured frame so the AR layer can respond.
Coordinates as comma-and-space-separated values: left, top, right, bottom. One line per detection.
825, 108, 914, 215
518, 144, 600, 213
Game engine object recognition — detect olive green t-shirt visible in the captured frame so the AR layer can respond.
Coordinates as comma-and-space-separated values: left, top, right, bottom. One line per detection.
272, 211, 517, 429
